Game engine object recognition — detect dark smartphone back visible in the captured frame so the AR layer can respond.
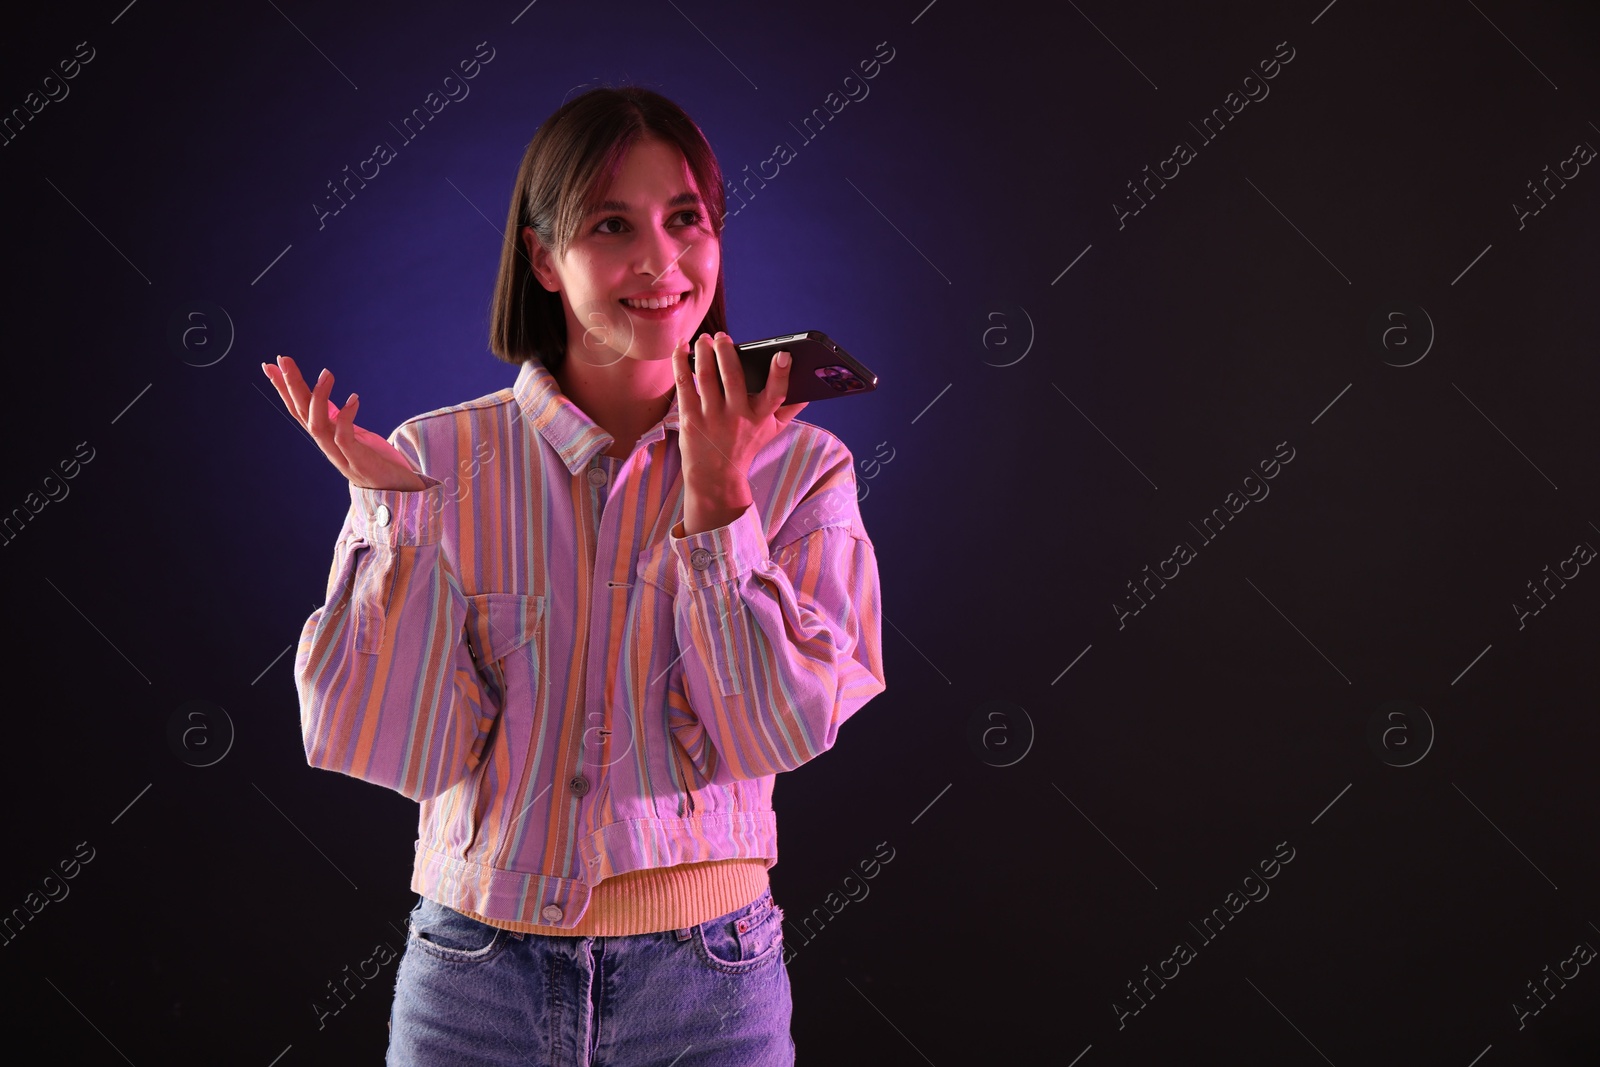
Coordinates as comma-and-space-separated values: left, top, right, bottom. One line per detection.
735, 331, 878, 404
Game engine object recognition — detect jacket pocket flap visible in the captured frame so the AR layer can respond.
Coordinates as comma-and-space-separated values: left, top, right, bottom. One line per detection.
465, 592, 544, 664
634, 540, 678, 597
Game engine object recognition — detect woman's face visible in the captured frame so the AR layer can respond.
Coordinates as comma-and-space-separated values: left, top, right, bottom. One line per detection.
526, 135, 721, 367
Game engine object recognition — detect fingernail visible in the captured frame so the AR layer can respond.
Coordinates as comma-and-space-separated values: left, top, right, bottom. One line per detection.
776, 351, 791, 368
318, 368, 329, 380
261, 362, 270, 375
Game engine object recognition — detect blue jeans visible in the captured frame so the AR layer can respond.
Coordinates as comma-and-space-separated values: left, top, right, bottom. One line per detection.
387, 885, 795, 1066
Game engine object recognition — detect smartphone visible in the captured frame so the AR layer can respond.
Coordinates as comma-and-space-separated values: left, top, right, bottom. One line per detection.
734, 331, 878, 404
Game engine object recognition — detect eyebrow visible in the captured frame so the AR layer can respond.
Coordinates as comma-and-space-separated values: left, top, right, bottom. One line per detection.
586, 192, 703, 217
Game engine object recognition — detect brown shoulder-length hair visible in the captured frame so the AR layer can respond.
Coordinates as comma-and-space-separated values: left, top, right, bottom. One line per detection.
489, 85, 728, 371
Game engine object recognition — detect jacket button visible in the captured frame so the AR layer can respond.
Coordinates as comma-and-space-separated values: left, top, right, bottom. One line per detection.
689, 547, 713, 571
540, 904, 563, 923
374, 504, 392, 528
569, 775, 590, 797
587, 467, 607, 486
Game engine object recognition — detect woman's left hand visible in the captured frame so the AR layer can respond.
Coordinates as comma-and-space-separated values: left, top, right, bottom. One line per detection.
672, 331, 809, 501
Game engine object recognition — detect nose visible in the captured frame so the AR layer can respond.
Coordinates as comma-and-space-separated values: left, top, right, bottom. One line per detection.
637, 221, 689, 281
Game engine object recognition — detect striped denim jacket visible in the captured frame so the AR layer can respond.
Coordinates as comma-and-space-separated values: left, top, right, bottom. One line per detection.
294, 358, 886, 929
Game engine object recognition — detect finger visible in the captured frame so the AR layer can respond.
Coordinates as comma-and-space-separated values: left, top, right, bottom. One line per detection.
263, 361, 296, 414
277, 355, 313, 424
306, 368, 335, 442
675, 339, 709, 430
712, 332, 748, 412
330, 392, 360, 469
775, 400, 809, 427
693, 332, 723, 414
672, 339, 698, 414
757, 350, 792, 417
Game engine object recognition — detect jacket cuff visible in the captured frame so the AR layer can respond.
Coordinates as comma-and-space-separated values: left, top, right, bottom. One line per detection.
347, 475, 444, 547
669, 501, 765, 588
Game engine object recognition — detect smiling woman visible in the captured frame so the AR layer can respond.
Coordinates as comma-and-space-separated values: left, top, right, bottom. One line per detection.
520, 138, 720, 371
490, 90, 729, 376
267, 83, 887, 1067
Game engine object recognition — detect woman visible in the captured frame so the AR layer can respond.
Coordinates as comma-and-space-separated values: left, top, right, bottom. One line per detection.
265, 85, 886, 1065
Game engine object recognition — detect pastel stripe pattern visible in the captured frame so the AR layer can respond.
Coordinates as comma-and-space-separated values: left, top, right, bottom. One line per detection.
293, 359, 886, 930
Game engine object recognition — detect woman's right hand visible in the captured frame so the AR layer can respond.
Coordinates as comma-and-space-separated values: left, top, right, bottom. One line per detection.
263, 355, 429, 492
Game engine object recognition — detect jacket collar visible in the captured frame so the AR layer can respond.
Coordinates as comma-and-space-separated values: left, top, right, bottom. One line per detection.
513, 358, 682, 476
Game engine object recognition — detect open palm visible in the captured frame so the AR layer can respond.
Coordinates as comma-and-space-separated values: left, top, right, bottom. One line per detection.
263, 355, 427, 492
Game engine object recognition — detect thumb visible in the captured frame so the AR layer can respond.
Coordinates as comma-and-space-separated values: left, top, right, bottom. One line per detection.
775, 401, 809, 427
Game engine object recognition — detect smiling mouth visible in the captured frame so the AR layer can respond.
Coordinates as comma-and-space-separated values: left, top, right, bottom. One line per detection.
620, 290, 690, 310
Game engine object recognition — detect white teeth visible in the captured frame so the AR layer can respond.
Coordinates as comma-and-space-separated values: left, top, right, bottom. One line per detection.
622, 292, 685, 310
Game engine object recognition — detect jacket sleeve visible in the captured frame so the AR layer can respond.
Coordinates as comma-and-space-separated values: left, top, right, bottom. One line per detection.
293, 428, 493, 803
664, 437, 886, 784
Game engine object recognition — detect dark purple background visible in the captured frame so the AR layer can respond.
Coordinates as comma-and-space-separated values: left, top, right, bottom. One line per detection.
4, 0, 1599, 1062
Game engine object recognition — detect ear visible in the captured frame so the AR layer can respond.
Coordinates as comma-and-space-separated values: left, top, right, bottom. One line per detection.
523, 226, 560, 293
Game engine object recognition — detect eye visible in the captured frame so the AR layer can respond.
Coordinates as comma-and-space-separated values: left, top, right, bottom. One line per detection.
592, 209, 704, 235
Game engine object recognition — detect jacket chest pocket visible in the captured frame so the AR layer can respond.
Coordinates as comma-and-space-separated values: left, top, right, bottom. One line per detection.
464, 592, 546, 715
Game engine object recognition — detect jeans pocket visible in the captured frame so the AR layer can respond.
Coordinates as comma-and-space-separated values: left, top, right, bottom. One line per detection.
407, 897, 508, 964
694, 895, 785, 975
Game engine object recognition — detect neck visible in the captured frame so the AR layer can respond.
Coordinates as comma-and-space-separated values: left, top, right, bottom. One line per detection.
553, 350, 676, 458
